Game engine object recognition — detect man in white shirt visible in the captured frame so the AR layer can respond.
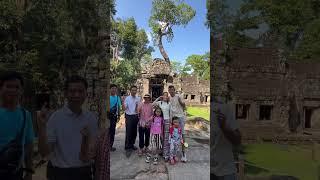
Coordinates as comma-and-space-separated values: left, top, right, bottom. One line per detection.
123, 85, 141, 157
211, 96, 241, 180
37, 76, 98, 180
168, 85, 187, 162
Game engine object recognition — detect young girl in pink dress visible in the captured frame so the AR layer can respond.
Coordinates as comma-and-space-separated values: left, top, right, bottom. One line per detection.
146, 107, 163, 165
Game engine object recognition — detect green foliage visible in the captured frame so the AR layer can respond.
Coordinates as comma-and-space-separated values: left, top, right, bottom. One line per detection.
244, 143, 319, 180
185, 52, 210, 80
113, 18, 153, 60
110, 18, 154, 89
208, 0, 320, 59
149, 0, 195, 61
293, 19, 320, 59
0, 0, 112, 96
187, 106, 210, 121
149, 0, 195, 42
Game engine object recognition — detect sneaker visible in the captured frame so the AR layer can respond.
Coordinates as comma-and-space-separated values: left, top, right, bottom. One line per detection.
111, 147, 116, 152
181, 153, 187, 163
145, 155, 151, 163
153, 157, 158, 165
138, 149, 143, 156
132, 146, 138, 150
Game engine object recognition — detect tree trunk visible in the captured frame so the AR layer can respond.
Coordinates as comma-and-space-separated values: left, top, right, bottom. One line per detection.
158, 34, 170, 62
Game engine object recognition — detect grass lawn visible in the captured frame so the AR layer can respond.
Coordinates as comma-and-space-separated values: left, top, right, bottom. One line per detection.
243, 143, 320, 180
186, 106, 210, 121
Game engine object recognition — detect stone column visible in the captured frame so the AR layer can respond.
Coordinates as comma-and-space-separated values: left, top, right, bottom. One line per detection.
143, 78, 149, 96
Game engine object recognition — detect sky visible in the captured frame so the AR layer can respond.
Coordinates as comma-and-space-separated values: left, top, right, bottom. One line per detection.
115, 0, 210, 64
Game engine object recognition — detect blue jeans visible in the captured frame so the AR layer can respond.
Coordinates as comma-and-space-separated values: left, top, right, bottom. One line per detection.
211, 173, 237, 180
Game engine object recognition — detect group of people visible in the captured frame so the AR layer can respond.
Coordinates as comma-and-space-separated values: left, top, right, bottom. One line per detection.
0, 70, 242, 180
109, 84, 188, 165
0, 71, 109, 180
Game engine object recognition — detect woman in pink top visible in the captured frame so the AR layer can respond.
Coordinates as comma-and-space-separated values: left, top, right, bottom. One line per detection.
137, 94, 153, 156
147, 107, 164, 165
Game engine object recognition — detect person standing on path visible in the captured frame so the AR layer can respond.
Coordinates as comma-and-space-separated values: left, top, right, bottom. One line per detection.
109, 84, 122, 152
211, 96, 241, 180
122, 85, 141, 157
0, 71, 35, 180
152, 92, 171, 161
148, 107, 164, 165
168, 85, 187, 162
37, 76, 99, 180
168, 117, 184, 165
137, 94, 153, 156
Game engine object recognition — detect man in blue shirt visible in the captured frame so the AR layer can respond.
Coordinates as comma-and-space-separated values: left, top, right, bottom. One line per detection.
0, 71, 35, 180
109, 84, 122, 151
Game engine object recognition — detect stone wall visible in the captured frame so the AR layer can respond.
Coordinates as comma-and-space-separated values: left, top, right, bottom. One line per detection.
137, 59, 210, 106
212, 46, 320, 138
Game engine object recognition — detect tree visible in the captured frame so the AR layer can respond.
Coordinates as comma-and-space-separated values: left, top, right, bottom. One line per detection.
149, 0, 195, 62
226, 0, 320, 59
170, 60, 191, 76
206, 0, 256, 48
0, 0, 113, 108
185, 52, 210, 80
112, 18, 153, 61
110, 17, 154, 89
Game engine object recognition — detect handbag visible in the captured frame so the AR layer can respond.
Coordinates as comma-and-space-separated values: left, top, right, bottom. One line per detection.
0, 109, 26, 175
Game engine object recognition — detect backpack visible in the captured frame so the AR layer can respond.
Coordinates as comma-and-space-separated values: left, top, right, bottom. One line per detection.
0, 109, 26, 175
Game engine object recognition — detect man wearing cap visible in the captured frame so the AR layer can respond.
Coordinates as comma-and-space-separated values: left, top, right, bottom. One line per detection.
122, 85, 141, 157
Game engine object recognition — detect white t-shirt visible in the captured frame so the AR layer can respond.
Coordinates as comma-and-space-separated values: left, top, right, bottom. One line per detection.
170, 94, 185, 118
154, 101, 171, 120
124, 95, 141, 115
47, 105, 98, 168
211, 99, 239, 176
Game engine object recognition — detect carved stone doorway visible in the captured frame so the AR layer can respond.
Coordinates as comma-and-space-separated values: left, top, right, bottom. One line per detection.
149, 78, 164, 101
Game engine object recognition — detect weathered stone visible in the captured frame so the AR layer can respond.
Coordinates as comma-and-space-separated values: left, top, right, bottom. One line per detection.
137, 58, 210, 105
212, 45, 320, 140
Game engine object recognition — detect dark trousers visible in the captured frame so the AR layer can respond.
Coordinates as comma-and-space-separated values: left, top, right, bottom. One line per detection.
109, 114, 117, 147
125, 114, 139, 150
138, 126, 150, 149
47, 161, 94, 180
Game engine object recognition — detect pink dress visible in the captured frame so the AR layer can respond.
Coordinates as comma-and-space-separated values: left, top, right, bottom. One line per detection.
151, 116, 163, 135
150, 116, 163, 150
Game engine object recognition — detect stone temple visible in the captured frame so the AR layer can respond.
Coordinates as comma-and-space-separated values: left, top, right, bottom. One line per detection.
211, 35, 320, 141
136, 58, 210, 105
